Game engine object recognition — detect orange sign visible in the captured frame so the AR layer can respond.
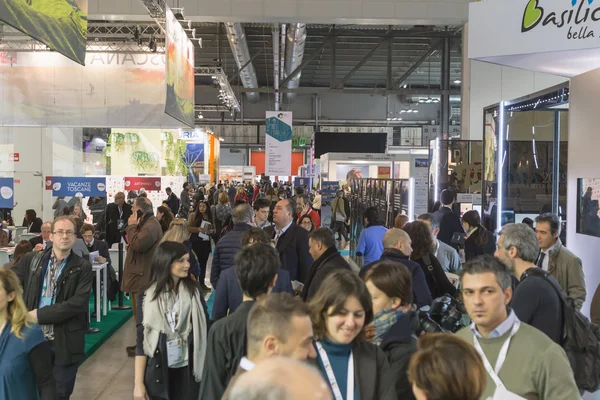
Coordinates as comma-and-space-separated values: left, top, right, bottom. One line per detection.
378, 166, 391, 178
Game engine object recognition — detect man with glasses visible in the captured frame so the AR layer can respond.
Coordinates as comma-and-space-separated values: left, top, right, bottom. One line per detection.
12, 215, 93, 400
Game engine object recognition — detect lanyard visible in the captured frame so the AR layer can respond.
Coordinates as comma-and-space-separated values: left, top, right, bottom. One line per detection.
473, 320, 520, 388
43, 256, 68, 301
165, 294, 179, 333
316, 342, 354, 400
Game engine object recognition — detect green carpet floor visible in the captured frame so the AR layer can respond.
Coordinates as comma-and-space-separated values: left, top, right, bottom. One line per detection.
85, 297, 133, 358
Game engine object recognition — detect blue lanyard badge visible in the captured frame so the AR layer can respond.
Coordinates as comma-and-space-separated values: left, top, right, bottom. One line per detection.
40, 256, 68, 308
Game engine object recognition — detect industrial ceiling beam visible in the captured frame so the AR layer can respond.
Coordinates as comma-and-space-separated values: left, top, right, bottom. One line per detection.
392, 40, 442, 89
228, 47, 264, 83
279, 36, 332, 87
336, 34, 390, 87
196, 86, 460, 96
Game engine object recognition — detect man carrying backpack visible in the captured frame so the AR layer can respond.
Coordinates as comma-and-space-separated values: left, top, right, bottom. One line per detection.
497, 223, 600, 392
495, 223, 563, 344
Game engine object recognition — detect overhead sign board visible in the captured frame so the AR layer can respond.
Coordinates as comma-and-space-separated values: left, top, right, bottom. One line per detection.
51, 177, 107, 197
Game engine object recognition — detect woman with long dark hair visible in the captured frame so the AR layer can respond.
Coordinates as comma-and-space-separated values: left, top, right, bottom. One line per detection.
2, 240, 33, 269
188, 201, 214, 292
308, 269, 396, 400
403, 221, 457, 299
22, 209, 42, 233
134, 241, 209, 400
462, 210, 496, 261
157, 206, 174, 234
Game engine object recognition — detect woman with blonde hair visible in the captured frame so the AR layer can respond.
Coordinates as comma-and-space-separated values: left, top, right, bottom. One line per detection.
0, 269, 55, 399
408, 333, 486, 400
234, 186, 248, 204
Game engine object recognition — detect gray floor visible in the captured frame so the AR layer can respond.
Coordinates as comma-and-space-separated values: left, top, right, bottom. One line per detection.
70, 240, 355, 400
71, 318, 136, 400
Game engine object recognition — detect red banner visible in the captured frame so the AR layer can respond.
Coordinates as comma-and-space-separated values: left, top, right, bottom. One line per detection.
124, 177, 162, 192
45, 176, 53, 190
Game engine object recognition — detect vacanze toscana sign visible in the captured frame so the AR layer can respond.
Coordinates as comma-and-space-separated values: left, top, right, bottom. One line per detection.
523, 0, 600, 39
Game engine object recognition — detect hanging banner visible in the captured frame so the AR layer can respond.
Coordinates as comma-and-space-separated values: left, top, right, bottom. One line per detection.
294, 177, 309, 188
266, 111, 293, 176
45, 176, 54, 190
183, 143, 205, 185
164, 6, 195, 128
124, 177, 162, 192
0, 0, 88, 65
51, 177, 107, 197
0, 178, 15, 209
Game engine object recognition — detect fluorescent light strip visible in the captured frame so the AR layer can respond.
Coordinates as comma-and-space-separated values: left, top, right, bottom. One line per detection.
434, 137, 440, 204
496, 102, 505, 232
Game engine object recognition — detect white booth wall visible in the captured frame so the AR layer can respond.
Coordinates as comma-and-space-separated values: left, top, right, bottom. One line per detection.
0, 127, 85, 222
567, 68, 600, 318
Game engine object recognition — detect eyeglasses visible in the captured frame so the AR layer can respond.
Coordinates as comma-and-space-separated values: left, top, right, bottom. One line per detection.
53, 230, 75, 237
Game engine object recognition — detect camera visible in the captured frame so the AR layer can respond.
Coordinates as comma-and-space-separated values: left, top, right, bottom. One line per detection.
414, 308, 447, 334
429, 295, 469, 333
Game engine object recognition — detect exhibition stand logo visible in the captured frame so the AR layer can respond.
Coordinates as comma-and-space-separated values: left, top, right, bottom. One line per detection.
522, 0, 600, 39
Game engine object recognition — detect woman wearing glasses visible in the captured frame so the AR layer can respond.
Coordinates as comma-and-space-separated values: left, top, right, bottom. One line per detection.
133, 241, 209, 400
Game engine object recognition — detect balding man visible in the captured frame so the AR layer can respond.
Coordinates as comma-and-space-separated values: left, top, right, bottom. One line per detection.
225, 357, 332, 400
360, 228, 432, 308
30, 221, 52, 251
123, 197, 162, 357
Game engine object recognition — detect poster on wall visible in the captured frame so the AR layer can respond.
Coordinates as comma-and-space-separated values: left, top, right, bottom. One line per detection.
183, 143, 205, 185
294, 177, 309, 188
336, 164, 369, 184
0, 0, 88, 65
320, 181, 340, 229
51, 177, 107, 197
124, 177, 162, 192
0, 178, 15, 209
266, 112, 293, 176
413, 158, 429, 217
577, 178, 600, 238
377, 166, 390, 179
164, 6, 195, 128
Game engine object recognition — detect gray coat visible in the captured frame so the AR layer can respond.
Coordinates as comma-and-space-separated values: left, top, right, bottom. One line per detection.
435, 239, 462, 273
547, 240, 586, 309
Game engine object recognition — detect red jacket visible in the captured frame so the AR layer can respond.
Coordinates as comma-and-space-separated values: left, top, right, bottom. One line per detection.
298, 208, 321, 228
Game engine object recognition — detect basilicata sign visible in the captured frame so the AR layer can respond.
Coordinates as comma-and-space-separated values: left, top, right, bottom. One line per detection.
522, 0, 600, 39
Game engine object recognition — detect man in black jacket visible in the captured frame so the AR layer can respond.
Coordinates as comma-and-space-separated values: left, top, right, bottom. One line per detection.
361, 228, 433, 308
104, 192, 132, 247
302, 227, 351, 301
432, 189, 464, 248
210, 204, 253, 289
200, 243, 280, 400
30, 221, 53, 252
163, 187, 179, 215
12, 215, 93, 400
264, 199, 313, 283
495, 223, 563, 344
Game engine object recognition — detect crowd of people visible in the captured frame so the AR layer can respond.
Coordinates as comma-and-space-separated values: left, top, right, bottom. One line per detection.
0, 183, 592, 400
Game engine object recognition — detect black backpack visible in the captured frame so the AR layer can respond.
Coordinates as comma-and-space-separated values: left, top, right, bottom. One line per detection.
523, 268, 600, 392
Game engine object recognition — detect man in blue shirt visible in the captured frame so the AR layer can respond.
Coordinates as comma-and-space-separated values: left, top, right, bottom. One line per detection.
356, 207, 387, 266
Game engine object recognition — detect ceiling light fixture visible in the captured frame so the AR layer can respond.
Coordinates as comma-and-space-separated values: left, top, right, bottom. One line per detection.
453, 79, 462, 84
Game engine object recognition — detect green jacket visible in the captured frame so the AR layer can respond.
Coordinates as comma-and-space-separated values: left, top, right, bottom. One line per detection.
547, 240, 586, 310
456, 322, 579, 400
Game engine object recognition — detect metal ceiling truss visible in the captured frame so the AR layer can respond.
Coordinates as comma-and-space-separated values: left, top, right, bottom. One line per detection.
195, 104, 232, 112
195, 67, 241, 112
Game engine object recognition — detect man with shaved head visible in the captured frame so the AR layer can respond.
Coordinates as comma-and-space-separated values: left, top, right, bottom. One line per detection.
360, 228, 432, 308
225, 357, 332, 400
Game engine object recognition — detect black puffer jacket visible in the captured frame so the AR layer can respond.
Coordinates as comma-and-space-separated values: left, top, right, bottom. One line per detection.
380, 312, 418, 400
210, 223, 252, 288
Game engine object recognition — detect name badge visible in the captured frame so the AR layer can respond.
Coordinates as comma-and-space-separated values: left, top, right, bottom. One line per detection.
166, 338, 183, 367
40, 296, 52, 308
117, 219, 125, 230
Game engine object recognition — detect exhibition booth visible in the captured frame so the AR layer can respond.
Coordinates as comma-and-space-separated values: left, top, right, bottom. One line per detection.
469, 0, 600, 318
429, 138, 484, 217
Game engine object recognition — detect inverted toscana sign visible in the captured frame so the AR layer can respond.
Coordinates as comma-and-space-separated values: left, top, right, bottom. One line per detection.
469, 0, 600, 75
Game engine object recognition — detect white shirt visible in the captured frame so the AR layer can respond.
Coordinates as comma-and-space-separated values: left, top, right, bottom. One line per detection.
470, 309, 519, 339
540, 240, 559, 271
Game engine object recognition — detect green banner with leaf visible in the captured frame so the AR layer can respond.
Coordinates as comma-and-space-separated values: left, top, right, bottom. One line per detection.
0, 0, 88, 65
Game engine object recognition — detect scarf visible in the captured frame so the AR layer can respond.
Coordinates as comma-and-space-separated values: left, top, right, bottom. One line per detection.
142, 282, 207, 381
365, 308, 404, 346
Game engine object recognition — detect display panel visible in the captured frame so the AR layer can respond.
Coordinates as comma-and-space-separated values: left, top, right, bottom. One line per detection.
0, 0, 88, 65
314, 132, 386, 158
164, 6, 195, 128
577, 178, 600, 238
